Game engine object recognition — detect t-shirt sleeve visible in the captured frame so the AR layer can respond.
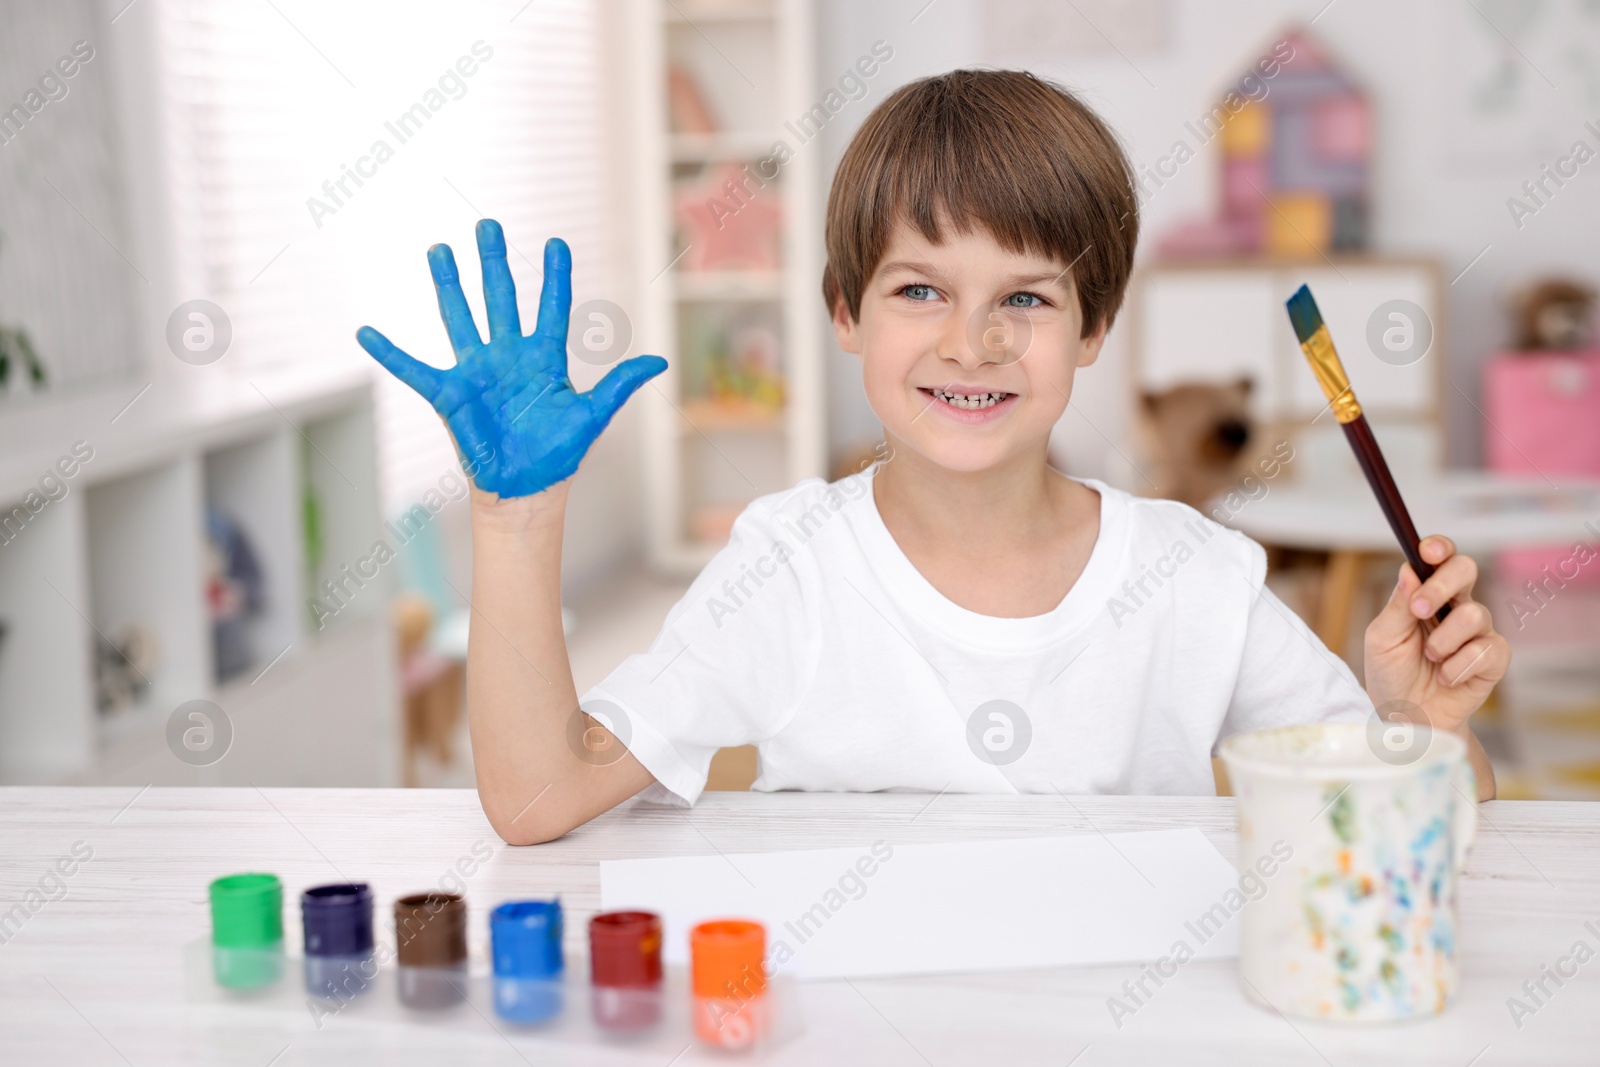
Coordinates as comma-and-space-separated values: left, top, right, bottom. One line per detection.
580, 492, 824, 805
1216, 558, 1374, 750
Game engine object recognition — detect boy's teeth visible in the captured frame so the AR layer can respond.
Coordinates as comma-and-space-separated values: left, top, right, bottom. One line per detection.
933, 389, 1006, 410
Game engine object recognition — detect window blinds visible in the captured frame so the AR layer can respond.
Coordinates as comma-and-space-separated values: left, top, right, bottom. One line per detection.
155, 0, 612, 513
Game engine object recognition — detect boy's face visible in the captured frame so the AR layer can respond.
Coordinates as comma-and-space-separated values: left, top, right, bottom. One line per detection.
831, 215, 1105, 474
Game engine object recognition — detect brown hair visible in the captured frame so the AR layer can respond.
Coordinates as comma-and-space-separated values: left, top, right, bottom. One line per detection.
822, 69, 1138, 339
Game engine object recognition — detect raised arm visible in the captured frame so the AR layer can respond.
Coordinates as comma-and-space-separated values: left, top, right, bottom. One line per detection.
357, 220, 665, 843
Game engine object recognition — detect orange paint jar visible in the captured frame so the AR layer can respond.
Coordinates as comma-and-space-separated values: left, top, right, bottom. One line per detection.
690, 919, 768, 1049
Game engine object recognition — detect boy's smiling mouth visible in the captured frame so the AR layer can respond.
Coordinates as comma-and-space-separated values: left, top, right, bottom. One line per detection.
918, 386, 1018, 418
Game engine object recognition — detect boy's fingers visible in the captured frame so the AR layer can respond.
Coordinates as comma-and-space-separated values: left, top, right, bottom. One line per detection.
588, 355, 667, 421
1441, 634, 1508, 688
1423, 600, 1492, 663
477, 219, 522, 340
1371, 564, 1422, 638
534, 238, 572, 343
1410, 552, 1478, 617
356, 326, 444, 403
428, 243, 485, 354
1419, 534, 1456, 566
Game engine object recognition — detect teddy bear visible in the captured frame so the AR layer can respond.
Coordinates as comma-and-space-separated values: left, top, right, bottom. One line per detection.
1136, 377, 1258, 510
1512, 278, 1595, 351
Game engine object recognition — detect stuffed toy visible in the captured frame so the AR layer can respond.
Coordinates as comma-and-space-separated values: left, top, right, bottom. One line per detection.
94, 624, 159, 715
1512, 278, 1595, 351
1137, 377, 1257, 510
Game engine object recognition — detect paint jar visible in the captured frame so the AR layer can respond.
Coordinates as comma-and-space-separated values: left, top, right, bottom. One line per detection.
209, 873, 284, 990
589, 910, 663, 1034
691, 919, 768, 1050
1221, 721, 1477, 1021
490, 899, 564, 1023
394, 892, 467, 1010
301, 883, 376, 1000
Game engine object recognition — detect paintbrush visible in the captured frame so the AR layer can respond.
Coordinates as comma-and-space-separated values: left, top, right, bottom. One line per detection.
1285, 284, 1450, 623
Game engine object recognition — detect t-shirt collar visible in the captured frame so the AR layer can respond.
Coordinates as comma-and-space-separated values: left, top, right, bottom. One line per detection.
844, 465, 1131, 653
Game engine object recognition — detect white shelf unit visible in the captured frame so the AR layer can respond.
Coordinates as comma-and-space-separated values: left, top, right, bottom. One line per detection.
1129, 257, 1444, 487
0, 366, 398, 786
629, 0, 827, 573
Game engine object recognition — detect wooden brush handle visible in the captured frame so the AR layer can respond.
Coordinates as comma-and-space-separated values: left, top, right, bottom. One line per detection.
1340, 416, 1452, 622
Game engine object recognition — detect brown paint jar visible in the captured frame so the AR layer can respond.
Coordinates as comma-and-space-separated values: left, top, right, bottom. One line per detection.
394, 892, 467, 1009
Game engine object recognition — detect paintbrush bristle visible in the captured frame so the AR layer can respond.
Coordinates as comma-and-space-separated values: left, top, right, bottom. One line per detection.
1285, 285, 1324, 346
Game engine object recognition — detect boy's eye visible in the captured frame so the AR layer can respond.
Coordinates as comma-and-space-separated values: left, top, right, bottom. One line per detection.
898, 284, 937, 302
1003, 291, 1046, 309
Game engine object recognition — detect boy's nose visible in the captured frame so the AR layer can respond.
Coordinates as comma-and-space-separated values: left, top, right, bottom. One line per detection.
939, 306, 1017, 368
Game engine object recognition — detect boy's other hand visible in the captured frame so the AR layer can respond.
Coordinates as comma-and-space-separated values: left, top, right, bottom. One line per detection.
356, 219, 666, 498
1363, 535, 1510, 732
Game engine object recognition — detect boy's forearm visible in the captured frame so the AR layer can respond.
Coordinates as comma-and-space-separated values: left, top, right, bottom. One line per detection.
465, 483, 652, 843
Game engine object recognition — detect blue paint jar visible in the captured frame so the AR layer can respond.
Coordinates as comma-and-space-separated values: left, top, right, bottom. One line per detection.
490, 899, 564, 1023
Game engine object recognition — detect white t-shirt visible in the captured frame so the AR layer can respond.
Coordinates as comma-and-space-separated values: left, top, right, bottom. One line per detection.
582, 469, 1373, 804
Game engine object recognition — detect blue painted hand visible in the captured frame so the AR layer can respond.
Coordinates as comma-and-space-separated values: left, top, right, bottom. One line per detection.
357, 219, 666, 498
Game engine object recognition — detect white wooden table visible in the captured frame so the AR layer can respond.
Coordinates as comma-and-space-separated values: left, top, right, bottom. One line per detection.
1225, 473, 1600, 656
2, 788, 1597, 1065
1225, 473, 1600, 557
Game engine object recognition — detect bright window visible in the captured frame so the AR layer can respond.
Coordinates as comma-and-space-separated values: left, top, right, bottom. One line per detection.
156, 0, 614, 513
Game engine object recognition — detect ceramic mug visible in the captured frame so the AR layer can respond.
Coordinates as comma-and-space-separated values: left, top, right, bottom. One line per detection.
1220, 720, 1477, 1021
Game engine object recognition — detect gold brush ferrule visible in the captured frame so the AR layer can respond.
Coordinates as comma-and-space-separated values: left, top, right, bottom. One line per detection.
1299, 324, 1363, 424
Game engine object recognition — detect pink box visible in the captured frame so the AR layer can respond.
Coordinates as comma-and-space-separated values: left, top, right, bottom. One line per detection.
1484, 350, 1600, 586
1484, 350, 1600, 472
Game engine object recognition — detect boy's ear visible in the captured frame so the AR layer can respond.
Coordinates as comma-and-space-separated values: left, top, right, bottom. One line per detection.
831, 289, 862, 356
1076, 315, 1109, 368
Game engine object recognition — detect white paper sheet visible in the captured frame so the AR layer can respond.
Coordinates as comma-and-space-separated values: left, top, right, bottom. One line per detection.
600, 829, 1246, 980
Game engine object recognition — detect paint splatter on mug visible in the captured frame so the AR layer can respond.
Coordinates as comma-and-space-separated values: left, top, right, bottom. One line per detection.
1220, 721, 1476, 1021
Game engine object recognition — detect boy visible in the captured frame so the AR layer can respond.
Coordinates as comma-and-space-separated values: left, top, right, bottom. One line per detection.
358, 70, 1506, 845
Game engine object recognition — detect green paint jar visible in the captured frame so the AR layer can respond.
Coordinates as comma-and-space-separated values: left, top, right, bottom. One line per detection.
209, 872, 285, 989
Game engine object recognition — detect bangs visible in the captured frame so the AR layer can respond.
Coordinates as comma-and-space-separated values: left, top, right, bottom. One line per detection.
824, 70, 1138, 340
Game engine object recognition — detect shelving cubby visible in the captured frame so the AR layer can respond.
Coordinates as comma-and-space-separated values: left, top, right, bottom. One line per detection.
0, 366, 397, 787
629, 0, 825, 573
84, 455, 210, 744
202, 429, 303, 684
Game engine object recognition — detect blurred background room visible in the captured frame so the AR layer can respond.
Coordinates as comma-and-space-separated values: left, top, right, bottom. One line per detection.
0, 0, 1597, 798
